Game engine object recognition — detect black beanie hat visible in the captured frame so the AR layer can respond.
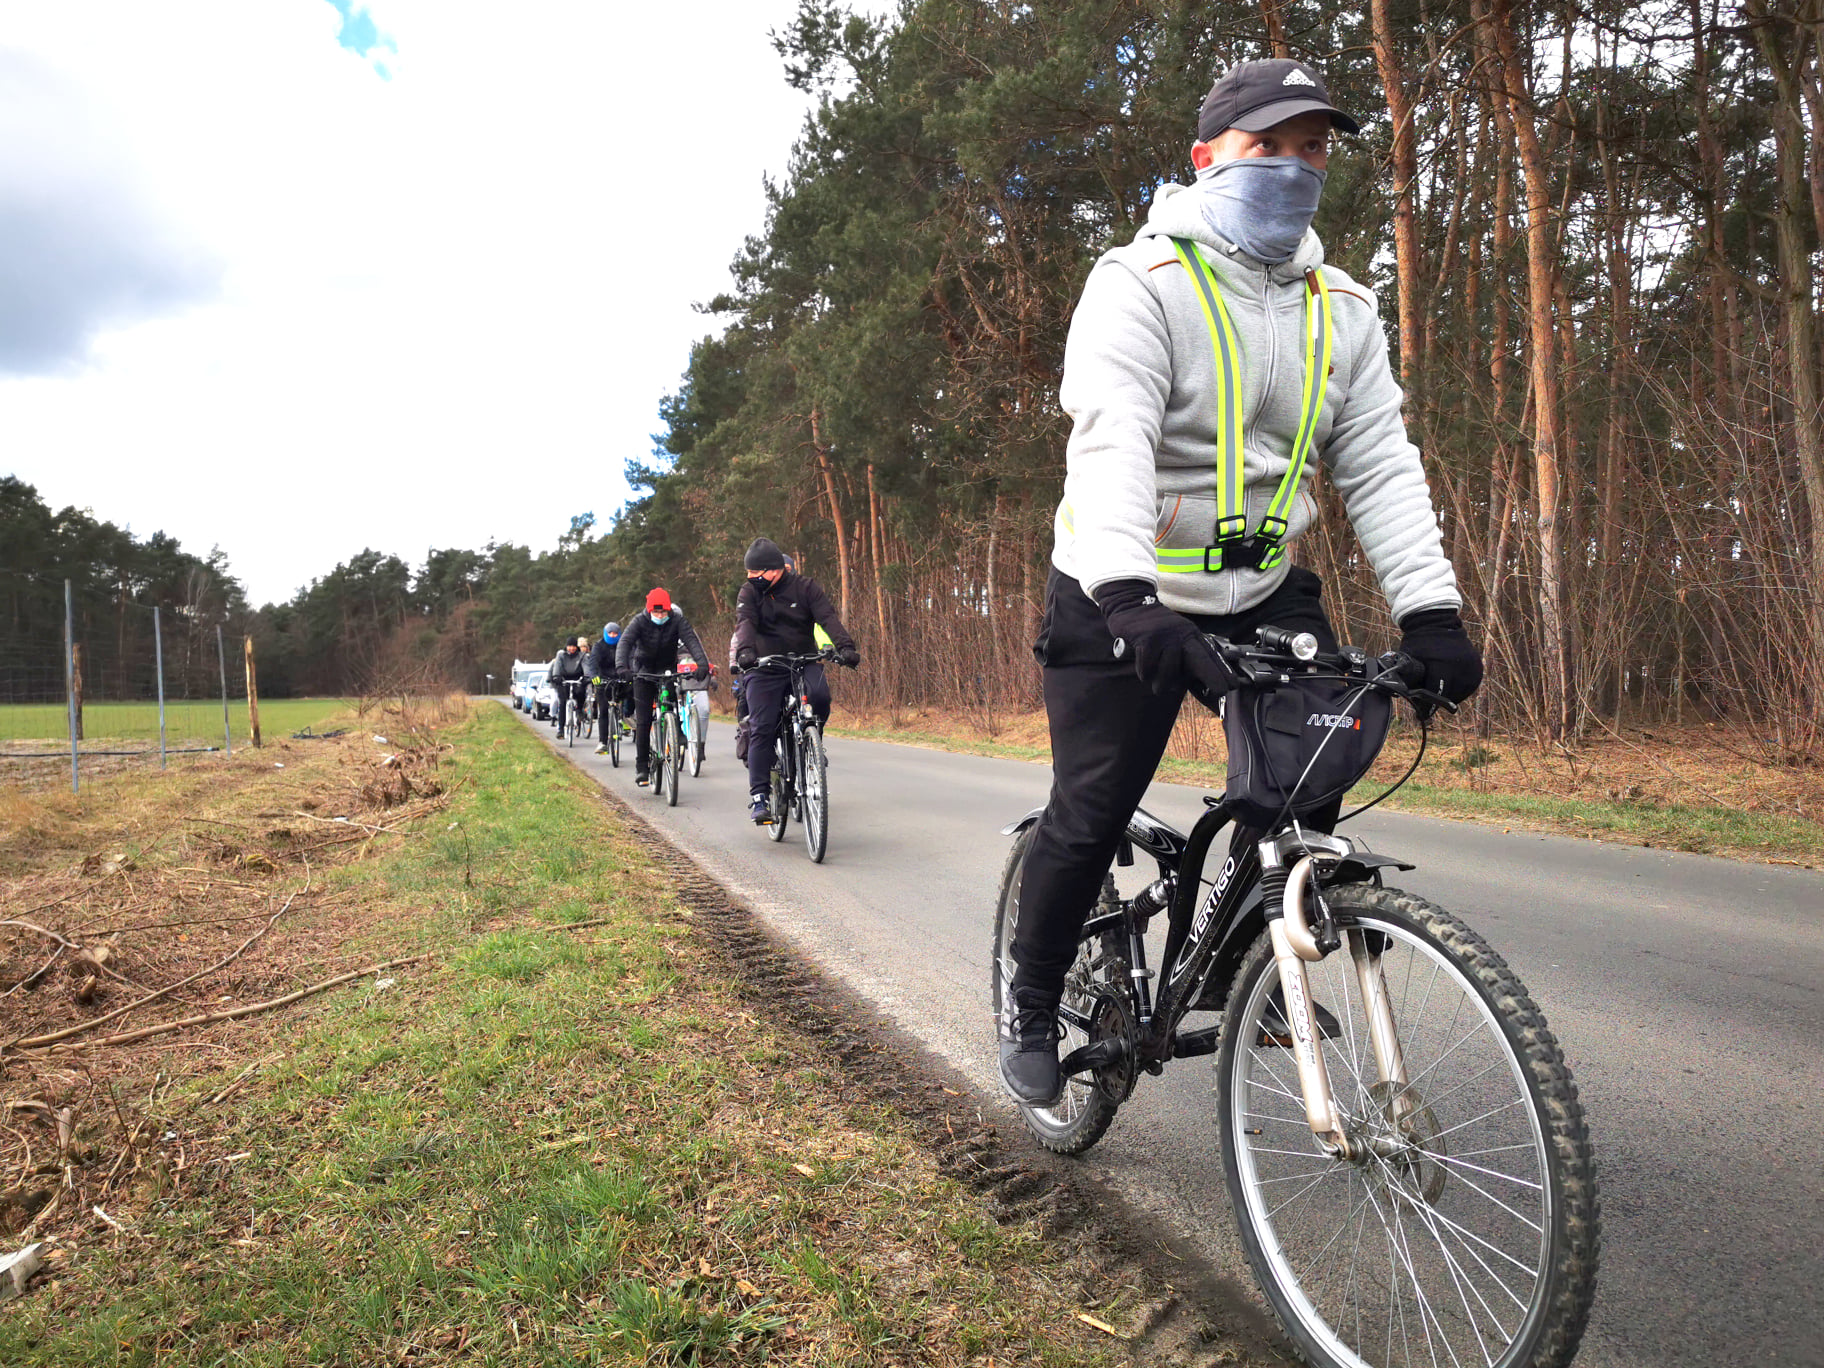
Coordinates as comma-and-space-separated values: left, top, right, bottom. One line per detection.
744, 537, 787, 572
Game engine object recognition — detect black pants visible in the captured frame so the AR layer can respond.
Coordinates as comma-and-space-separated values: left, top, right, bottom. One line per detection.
554, 679, 588, 729
1011, 567, 1340, 997
743, 664, 830, 796
631, 677, 663, 774
596, 680, 632, 729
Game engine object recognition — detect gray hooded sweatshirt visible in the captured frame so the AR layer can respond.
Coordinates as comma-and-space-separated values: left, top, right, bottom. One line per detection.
1050, 181, 1460, 624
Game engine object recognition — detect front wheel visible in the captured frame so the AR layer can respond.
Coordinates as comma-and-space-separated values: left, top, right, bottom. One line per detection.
990, 827, 1124, 1155
608, 709, 621, 768
1216, 884, 1599, 1368
800, 726, 828, 863
665, 712, 682, 807
565, 699, 578, 747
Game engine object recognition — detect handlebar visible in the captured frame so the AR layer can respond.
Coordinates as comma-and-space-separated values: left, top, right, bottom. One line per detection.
753, 649, 838, 668
1207, 631, 1457, 717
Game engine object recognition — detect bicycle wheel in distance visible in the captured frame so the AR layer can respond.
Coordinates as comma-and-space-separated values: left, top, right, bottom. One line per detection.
800, 726, 828, 863
990, 827, 1123, 1155
689, 709, 705, 777
664, 712, 682, 807
1215, 883, 1599, 1368
608, 708, 621, 767
767, 756, 789, 843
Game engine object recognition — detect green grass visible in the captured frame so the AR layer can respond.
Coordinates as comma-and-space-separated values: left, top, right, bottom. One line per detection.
0, 705, 1137, 1366
0, 697, 352, 748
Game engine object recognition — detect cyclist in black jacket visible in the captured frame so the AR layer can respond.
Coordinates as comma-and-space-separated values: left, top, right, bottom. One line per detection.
615, 588, 709, 786
588, 622, 630, 754
732, 538, 860, 824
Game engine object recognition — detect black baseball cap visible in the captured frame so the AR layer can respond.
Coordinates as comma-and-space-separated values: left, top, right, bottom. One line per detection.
1197, 59, 1360, 143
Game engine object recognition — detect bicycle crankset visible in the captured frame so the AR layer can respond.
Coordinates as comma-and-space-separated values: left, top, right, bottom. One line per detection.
1057, 984, 1139, 1105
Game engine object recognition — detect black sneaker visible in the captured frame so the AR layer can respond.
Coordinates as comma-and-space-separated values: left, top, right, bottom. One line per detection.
635, 771, 649, 787
748, 794, 770, 825
997, 987, 1064, 1106
1257, 987, 1343, 1048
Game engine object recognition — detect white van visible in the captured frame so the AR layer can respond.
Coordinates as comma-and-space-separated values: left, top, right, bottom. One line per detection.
508, 661, 549, 716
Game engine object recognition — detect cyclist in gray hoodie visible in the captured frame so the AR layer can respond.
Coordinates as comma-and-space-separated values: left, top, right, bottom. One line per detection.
1001, 59, 1484, 1106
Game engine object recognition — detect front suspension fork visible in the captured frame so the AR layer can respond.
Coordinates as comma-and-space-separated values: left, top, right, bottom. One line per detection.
1264, 851, 1411, 1157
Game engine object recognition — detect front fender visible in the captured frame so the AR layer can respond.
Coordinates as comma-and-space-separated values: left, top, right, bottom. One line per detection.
1000, 807, 1046, 837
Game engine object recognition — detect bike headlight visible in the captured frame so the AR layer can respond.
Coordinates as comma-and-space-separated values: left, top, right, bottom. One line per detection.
1289, 632, 1319, 662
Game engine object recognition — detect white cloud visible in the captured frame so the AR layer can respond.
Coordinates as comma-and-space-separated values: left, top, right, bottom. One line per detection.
1, 0, 883, 604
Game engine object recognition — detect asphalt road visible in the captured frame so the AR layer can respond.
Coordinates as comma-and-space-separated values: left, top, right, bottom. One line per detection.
510, 702, 1824, 1368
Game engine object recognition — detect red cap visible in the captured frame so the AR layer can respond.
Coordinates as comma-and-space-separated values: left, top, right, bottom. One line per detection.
646, 587, 671, 612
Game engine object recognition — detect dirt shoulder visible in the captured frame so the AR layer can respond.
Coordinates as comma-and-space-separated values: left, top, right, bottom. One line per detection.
829, 706, 1824, 868
1, 701, 1276, 1365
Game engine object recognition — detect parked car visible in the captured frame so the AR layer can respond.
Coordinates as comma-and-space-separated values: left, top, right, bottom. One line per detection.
508, 662, 546, 713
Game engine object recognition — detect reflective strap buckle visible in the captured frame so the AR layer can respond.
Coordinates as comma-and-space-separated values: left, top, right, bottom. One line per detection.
1214, 514, 1248, 542
1257, 515, 1289, 543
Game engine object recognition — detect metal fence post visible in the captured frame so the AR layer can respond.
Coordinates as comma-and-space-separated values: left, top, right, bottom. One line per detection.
65, 579, 78, 794
154, 605, 168, 769
216, 624, 232, 758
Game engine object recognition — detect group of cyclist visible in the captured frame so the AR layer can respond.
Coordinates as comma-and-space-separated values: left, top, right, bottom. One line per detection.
539, 58, 1489, 1118
541, 538, 860, 816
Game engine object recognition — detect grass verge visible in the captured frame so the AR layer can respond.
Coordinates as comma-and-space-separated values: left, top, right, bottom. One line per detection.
1, 704, 1179, 1366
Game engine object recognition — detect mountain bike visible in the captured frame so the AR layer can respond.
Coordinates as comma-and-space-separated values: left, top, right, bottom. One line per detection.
993, 629, 1599, 1368
637, 671, 686, 807
680, 674, 709, 778
557, 680, 588, 748
753, 650, 835, 863
596, 680, 624, 768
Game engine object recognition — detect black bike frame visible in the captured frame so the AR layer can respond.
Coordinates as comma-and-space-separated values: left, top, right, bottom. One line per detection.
755, 653, 827, 805
1029, 801, 1410, 1076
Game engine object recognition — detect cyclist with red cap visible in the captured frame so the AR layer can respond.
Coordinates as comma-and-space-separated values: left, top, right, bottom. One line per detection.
614, 589, 709, 786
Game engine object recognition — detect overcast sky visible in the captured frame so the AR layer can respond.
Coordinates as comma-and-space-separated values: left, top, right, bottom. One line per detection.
1, 0, 885, 606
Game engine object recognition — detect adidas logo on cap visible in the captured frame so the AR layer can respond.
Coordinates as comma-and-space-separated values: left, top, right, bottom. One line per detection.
1283, 69, 1317, 87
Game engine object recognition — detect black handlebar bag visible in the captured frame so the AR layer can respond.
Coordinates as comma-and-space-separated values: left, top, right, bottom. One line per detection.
1223, 677, 1392, 828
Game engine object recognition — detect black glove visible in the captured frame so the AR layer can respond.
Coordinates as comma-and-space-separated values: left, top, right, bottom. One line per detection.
736, 647, 757, 670
1095, 579, 1235, 699
836, 645, 860, 668
1397, 608, 1483, 703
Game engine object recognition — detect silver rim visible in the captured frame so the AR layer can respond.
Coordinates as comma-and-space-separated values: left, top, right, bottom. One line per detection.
803, 733, 824, 858
1226, 916, 1554, 1368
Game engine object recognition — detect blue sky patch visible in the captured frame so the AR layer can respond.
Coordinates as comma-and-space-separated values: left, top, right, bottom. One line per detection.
324, 0, 397, 77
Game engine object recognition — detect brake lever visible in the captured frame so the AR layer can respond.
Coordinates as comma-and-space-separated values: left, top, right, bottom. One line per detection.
1412, 688, 1458, 715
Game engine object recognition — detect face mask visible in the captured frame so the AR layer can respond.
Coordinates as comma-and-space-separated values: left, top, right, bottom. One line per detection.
1192, 155, 1326, 264
649, 611, 669, 625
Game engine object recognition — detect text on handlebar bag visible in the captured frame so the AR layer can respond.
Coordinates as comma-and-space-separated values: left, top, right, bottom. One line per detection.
1223, 677, 1392, 827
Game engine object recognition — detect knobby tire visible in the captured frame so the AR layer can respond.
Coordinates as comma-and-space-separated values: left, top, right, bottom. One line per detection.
990, 827, 1122, 1155
801, 725, 828, 863
1215, 883, 1599, 1368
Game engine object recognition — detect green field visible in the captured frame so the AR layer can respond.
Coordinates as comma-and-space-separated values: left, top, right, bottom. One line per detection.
0, 697, 353, 749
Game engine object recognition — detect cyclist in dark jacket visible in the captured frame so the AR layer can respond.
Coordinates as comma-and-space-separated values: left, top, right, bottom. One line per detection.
732, 538, 859, 824
547, 639, 590, 732
615, 588, 709, 786
589, 622, 629, 754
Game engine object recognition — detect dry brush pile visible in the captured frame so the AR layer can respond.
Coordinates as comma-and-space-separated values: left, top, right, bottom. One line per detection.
0, 721, 456, 1253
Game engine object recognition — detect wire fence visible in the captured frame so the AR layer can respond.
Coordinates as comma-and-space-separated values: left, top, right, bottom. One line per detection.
0, 578, 259, 790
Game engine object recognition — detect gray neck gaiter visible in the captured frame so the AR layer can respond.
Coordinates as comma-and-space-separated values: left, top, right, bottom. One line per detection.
1191, 155, 1327, 265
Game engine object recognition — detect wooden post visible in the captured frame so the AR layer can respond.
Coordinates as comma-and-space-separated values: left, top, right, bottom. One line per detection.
243, 635, 262, 748
71, 642, 85, 742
